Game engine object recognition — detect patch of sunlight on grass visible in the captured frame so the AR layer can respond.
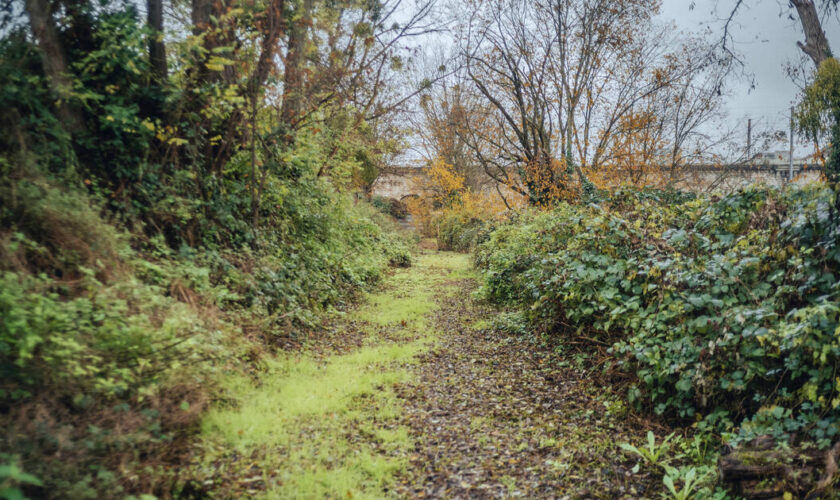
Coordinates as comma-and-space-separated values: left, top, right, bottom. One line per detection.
374, 426, 412, 451
361, 292, 436, 326
354, 263, 436, 327
353, 251, 473, 327
418, 251, 471, 274
433, 252, 475, 280
201, 338, 426, 498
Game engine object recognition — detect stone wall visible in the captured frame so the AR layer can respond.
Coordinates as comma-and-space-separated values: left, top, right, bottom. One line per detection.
371, 168, 422, 200
676, 166, 822, 192
370, 165, 825, 201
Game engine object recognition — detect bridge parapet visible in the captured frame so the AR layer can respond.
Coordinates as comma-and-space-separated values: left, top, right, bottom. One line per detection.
371, 164, 824, 201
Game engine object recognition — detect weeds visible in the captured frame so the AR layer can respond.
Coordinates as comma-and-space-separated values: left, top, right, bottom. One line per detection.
620, 431, 678, 469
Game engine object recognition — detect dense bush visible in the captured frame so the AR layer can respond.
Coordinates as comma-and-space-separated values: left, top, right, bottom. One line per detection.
476, 186, 840, 447
433, 204, 490, 252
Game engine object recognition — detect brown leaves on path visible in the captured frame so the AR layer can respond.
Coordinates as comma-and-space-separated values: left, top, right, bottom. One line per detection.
394, 274, 663, 498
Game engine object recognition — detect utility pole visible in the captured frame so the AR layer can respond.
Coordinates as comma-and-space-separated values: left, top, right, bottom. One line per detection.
789, 106, 794, 183
746, 118, 752, 163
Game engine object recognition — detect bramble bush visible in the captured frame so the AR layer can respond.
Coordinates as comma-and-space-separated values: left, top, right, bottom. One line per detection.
475, 186, 840, 447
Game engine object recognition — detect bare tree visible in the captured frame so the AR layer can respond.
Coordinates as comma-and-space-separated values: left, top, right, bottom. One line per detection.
721, 0, 836, 69
416, 80, 491, 192
457, 0, 564, 204
279, 0, 313, 133
448, 0, 731, 202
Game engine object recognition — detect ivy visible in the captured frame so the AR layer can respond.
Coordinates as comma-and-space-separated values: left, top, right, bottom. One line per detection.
476, 186, 840, 446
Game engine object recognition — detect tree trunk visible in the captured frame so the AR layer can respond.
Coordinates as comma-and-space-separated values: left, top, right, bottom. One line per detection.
791, 0, 832, 68
24, 0, 85, 135
191, 0, 216, 83
279, 0, 312, 137
147, 0, 167, 83
190, 0, 236, 84
249, 0, 285, 100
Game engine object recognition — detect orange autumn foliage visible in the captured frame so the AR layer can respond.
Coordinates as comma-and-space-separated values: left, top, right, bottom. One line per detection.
408, 158, 514, 237
517, 158, 579, 209
588, 111, 671, 190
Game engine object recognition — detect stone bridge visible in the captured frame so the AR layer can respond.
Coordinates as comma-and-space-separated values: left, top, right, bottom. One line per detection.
370, 167, 428, 201
371, 163, 822, 201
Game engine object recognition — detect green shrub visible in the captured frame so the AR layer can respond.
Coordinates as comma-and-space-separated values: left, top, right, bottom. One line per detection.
434, 209, 488, 253
476, 186, 840, 447
371, 196, 408, 219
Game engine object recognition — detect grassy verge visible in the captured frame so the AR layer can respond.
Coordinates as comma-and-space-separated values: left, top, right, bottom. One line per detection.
192, 251, 470, 498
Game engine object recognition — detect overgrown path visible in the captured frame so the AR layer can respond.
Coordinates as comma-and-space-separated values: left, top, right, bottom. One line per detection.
190, 249, 656, 498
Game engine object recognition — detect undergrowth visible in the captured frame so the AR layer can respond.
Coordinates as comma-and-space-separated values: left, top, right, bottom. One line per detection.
472, 184, 840, 495
0, 160, 411, 498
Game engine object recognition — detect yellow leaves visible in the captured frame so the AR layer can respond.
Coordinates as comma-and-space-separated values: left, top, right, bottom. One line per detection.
588, 110, 670, 191
801, 382, 819, 403
155, 124, 188, 147
205, 56, 235, 72
520, 158, 577, 207
407, 157, 515, 236
423, 158, 466, 206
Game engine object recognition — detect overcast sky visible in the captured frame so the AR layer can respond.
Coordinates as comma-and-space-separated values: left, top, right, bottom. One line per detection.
658, 0, 840, 150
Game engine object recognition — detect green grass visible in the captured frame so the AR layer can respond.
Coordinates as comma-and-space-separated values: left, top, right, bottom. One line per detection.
440, 253, 476, 281
197, 250, 472, 498
353, 252, 468, 328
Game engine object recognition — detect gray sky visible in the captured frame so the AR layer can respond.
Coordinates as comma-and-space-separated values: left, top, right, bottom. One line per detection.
658, 0, 840, 150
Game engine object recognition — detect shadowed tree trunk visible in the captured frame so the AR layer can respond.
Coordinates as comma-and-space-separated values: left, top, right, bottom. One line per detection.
147, 0, 167, 83
249, 0, 286, 227
24, 0, 85, 135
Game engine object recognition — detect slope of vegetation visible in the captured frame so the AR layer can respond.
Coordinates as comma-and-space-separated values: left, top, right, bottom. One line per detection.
0, 0, 415, 496
0, 160, 410, 498
469, 186, 840, 494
